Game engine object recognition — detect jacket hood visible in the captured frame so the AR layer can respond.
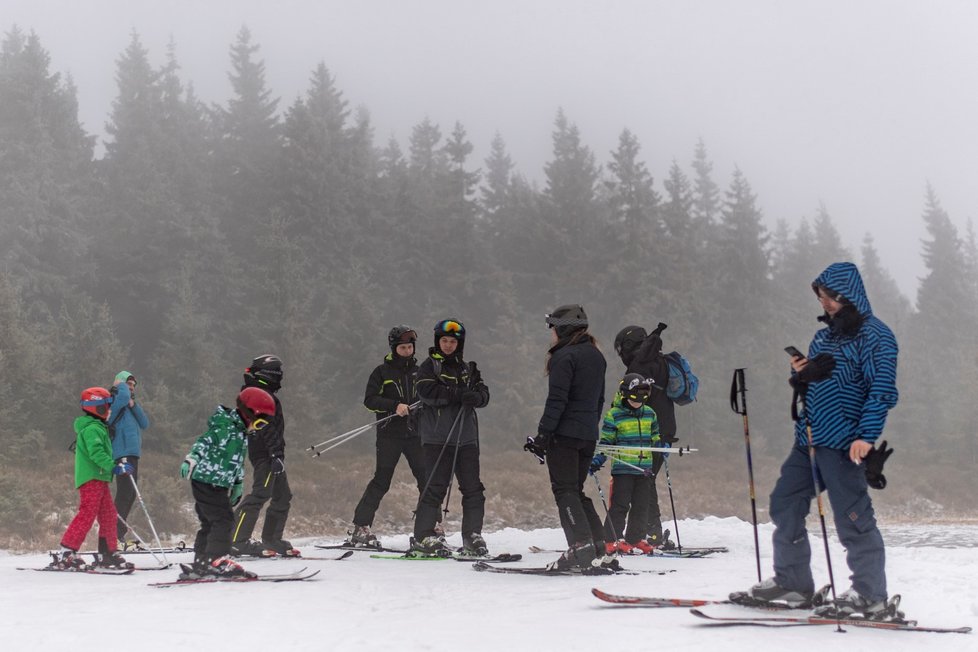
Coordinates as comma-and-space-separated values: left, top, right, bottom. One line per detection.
813, 262, 872, 318
74, 414, 104, 434
115, 370, 134, 384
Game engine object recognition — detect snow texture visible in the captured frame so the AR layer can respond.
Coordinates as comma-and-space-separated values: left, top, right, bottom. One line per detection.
2, 517, 975, 650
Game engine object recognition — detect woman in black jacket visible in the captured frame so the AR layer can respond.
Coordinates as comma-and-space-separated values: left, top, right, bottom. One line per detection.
528, 304, 608, 570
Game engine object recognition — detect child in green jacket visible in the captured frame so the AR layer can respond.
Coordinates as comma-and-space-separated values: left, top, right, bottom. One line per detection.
178, 387, 276, 579
594, 374, 661, 555
54, 387, 135, 570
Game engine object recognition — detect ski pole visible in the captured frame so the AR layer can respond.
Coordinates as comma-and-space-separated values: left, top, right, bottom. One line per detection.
115, 514, 168, 567
126, 468, 169, 567
307, 401, 421, 456
662, 456, 682, 554
602, 450, 656, 475
797, 390, 843, 632
589, 472, 621, 550
596, 444, 697, 456
440, 363, 481, 523
730, 368, 762, 582
414, 406, 466, 518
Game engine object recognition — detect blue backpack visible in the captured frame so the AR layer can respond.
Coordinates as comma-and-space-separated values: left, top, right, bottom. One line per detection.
663, 352, 698, 405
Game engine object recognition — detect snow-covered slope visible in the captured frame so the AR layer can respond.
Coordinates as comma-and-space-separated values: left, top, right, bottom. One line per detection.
3, 518, 975, 651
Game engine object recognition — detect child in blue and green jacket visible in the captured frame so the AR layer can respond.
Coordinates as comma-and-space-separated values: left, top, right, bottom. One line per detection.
593, 373, 661, 554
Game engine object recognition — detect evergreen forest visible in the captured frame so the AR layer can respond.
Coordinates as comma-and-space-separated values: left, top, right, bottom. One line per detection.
1, 27, 975, 548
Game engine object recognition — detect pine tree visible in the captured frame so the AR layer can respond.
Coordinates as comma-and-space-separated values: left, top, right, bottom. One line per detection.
691, 138, 721, 227
0, 28, 95, 315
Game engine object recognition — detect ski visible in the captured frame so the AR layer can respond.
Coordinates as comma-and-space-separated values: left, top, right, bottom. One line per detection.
148, 568, 321, 587
234, 550, 353, 562
590, 588, 799, 609
370, 552, 522, 563
472, 561, 672, 576
689, 608, 972, 634
529, 545, 725, 558
315, 543, 407, 554
18, 566, 134, 575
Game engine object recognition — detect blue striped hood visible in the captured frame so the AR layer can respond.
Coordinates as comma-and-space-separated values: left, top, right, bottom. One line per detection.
813, 261, 872, 318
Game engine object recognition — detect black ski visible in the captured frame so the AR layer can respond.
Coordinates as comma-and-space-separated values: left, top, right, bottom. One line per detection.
315, 543, 407, 554
528, 545, 726, 558
370, 551, 522, 563
472, 561, 672, 576
689, 607, 971, 634
148, 568, 321, 587
234, 550, 353, 562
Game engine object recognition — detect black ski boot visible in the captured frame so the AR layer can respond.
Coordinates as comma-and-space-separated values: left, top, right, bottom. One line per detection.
348, 525, 381, 549
411, 535, 451, 557
230, 539, 276, 557
547, 541, 596, 571
96, 551, 135, 570
262, 539, 300, 557
462, 533, 489, 557
730, 577, 814, 608
49, 550, 89, 571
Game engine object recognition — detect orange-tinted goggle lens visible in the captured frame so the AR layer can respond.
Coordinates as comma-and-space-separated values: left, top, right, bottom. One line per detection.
440, 320, 463, 334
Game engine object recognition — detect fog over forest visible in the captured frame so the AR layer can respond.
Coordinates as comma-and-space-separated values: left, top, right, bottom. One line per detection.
1, 2, 976, 547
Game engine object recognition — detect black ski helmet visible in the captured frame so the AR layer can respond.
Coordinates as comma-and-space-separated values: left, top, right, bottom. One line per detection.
619, 373, 652, 404
434, 318, 465, 355
545, 304, 588, 338
244, 354, 283, 391
388, 325, 418, 350
614, 325, 647, 364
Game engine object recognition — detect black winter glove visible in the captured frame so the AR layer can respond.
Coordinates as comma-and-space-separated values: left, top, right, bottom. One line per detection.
524, 431, 552, 464
270, 457, 285, 475
864, 440, 893, 490
796, 353, 836, 383
461, 390, 481, 408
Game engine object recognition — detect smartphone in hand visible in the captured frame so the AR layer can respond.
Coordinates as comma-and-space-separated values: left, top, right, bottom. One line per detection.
784, 346, 804, 359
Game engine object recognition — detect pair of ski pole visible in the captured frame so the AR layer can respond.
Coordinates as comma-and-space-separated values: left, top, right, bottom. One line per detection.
306, 401, 422, 457
732, 368, 839, 621
115, 464, 169, 567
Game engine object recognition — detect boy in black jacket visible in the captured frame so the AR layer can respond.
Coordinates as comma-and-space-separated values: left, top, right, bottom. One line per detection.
230, 354, 296, 557
347, 326, 426, 548
412, 319, 490, 557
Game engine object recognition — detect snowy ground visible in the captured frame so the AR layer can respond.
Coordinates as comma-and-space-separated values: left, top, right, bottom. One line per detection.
3, 517, 975, 651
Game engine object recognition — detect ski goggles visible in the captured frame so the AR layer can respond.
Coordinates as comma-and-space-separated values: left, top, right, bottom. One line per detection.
81, 397, 113, 408
436, 320, 464, 336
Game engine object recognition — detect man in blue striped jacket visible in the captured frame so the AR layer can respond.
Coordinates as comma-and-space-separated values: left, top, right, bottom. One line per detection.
744, 262, 899, 617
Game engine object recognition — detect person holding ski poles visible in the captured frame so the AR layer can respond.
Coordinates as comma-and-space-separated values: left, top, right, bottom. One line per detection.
524, 304, 610, 571
613, 324, 677, 549
180, 386, 276, 579
347, 325, 427, 548
739, 262, 898, 618
230, 355, 296, 557
108, 370, 150, 547
592, 373, 661, 555
53, 387, 135, 570
411, 319, 490, 557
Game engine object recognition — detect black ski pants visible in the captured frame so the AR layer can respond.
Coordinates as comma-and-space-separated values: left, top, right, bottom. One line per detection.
546, 435, 605, 547
191, 480, 234, 561
231, 459, 293, 545
604, 473, 652, 544
113, 455, 139, 541
414, 443, 485, 540
646, 454, 666, 539
354, 436, 427, 527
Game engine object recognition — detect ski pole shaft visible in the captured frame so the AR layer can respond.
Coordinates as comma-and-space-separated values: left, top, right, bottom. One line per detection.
309, 428, 370, 457
731, 368, 762, 582
662, 457, 682, 554
798, 392, 841, 630
596, 444, 697, 455
307, 401, 421, 454
589, 472, 620, 546
602, 451, 655, 475
415, 406, 466, 518
127, 470, 168, 566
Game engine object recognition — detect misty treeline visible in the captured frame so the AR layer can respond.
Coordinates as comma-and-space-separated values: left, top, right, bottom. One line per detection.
1, 26, 975, 545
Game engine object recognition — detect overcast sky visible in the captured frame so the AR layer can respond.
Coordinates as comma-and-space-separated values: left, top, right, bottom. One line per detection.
4, 0, 977, 299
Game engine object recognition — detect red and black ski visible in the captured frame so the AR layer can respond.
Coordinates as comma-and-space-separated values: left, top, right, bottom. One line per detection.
148, 567, 321, 587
